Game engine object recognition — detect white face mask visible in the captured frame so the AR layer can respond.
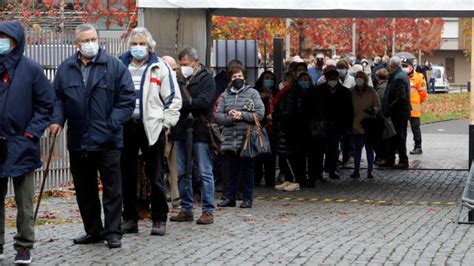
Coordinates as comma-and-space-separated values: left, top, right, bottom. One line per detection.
327, 80, 338, 88
80, 41, 99, 58
355, 78, 365, 87
181, 66, 194, 78
337, 69, 347, 78
402, 67, 410, 74
278, 82, 286, 90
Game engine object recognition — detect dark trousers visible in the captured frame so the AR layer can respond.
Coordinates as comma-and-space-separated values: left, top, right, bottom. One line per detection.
308, 137, 325, 183
70, 149, 122, 239
224, 151, 254, 202
326, 134, 342, 173
341, 133, 353, 163
254, 154, 276, 186
386, 117, 409, 163
121, 121, 168, 223
278, 154, 293, 182
410, 117, 422, 149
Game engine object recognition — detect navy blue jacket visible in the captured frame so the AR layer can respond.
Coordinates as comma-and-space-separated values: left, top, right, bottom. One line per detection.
0, 21, 55, 178
51, 48, 135, 151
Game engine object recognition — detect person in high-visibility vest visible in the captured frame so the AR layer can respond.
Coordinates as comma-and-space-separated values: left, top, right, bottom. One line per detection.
401, 58, 428, 155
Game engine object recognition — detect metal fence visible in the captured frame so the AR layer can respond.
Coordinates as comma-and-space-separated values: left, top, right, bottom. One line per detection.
6, 31, 128, 197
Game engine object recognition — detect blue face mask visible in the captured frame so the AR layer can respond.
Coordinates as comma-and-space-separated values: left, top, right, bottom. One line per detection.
263, 79, 274, 89
130, 45, 148, 60
0, 38, 12, 55
298, 80, 310, 89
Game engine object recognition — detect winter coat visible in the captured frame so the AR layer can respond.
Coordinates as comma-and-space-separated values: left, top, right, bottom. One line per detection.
375, 80, 387, 107
383, 67, 411, 120
119, 52, 182, 146
310, 82, 353, 135
173, 64, 216, 143
215, 85, 265, 152
51, 48, 136, 151
352, 87, 381, 134
0, 21, 55, 178
272, 85, 305, 155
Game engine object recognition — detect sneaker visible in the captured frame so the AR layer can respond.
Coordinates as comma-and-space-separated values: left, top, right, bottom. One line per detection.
151, 221, 166, 236
196, 211, 214, 225
169, 211, 194, 222
410, 148, 423, 155
14, 248, 31, 264
283, 182, 300, 192
121, 219, 138, 234
275, 181, 291, 190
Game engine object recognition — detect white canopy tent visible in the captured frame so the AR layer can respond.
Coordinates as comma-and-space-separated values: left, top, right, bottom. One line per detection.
137, 2, 474, 163
137, 0, 474, 62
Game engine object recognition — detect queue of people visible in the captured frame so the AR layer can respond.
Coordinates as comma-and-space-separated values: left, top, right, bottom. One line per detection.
0, 20, 431, 263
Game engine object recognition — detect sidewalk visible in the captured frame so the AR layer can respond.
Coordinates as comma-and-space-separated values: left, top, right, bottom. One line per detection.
0, 120, 472, 265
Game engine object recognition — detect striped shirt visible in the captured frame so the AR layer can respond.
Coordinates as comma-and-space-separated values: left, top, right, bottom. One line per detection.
128, 63, 147, 118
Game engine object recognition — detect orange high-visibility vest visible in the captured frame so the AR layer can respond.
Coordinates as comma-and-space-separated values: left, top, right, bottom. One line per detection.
409, 71, 427, 118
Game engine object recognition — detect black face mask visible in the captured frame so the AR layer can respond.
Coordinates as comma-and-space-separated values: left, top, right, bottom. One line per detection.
316, 59, 324, 67
232, 78, 245, 89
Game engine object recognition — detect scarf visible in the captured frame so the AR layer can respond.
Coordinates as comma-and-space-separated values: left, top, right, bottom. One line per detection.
272, 83, 292, 109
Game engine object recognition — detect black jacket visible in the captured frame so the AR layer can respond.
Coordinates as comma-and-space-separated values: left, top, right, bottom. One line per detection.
306, 82, 353, 136
173, 64, 216, 143
383, 67, 411, 120
272, 85, 305, 155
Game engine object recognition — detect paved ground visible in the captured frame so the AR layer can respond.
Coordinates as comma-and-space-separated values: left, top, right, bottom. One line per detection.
0, 120, 472, 265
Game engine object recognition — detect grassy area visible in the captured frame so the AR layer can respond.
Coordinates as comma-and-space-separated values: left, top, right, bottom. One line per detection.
421, 92, 469, 124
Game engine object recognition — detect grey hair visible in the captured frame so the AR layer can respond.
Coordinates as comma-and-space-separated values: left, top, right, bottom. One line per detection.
373, 56, 381, 64
390, 56, 401, 67
178, 47, 199, 61
75, 24, 97, 40
128, 27, 156, 50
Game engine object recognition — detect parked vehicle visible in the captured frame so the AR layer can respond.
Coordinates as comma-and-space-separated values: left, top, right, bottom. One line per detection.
431, 65, 449, 93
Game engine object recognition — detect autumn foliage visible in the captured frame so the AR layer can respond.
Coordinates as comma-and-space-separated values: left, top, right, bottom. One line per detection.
0, 0, 137, 30
212, 17, 445, 58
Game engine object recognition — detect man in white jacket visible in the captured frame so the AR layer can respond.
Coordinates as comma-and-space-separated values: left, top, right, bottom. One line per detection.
118, 27, 182, 236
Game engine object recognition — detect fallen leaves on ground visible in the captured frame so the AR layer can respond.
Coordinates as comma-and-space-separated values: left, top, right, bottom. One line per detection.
422, 92, 469, 124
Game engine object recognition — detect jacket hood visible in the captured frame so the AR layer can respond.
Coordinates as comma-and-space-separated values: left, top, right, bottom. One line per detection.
0, 20, 25, 77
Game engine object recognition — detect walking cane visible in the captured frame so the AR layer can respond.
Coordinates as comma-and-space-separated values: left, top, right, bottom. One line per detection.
33, 134, 58, 222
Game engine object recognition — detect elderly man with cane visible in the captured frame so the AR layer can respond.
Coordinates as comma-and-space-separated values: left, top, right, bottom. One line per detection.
0, 20, 55, 263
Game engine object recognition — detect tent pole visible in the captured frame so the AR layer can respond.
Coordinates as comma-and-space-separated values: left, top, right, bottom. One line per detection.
470, 18, 474, 168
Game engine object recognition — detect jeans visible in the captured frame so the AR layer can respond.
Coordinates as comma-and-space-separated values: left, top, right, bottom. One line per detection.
175, 141, 215, 214
224, 151, 255, 202
353, 134, 374, 172
0, 172, 35, 252
429, 78, 435, 94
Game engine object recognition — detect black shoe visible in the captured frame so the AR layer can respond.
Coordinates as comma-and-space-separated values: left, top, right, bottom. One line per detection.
107, 236, 121, 249
73, 234, 104, 245
217, 198, 236, 207
367, 171, 375, 179
14, 248, 31, 264
329, 172, 340, 179
380, 161, 395, 168
121, 219, 138, 234
395, 161, 409, 169
350, 172, 360, 179
240, 200, 252, 208
410, 148, 423, 155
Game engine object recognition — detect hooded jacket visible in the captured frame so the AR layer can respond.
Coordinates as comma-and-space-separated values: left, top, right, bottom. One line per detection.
119, 52, 182, 146
0, 21, 55, 178
51, 47, 135, 151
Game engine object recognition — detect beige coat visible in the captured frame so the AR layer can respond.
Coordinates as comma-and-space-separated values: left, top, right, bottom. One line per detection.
352, 88, 381, 134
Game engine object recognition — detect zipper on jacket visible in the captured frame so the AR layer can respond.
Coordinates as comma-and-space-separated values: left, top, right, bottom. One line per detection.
233, 92, 239, 151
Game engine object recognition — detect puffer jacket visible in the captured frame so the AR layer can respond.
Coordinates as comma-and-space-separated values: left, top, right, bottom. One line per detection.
215, 85, 265, 152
